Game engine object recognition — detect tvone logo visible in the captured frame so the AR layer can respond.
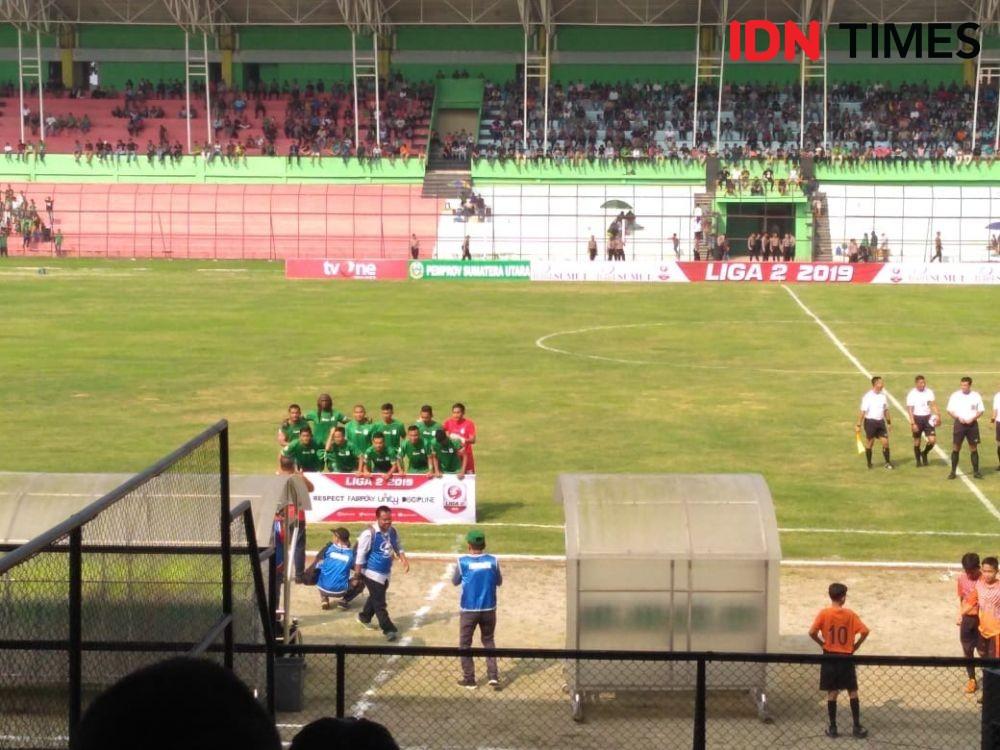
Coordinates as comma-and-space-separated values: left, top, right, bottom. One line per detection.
322, 260, 377, 278
728, 21, 980, 61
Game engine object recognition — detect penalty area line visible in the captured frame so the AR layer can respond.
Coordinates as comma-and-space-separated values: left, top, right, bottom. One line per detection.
781, 284, 1000, 525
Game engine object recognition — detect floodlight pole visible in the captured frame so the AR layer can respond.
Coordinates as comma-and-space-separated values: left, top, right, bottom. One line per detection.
715, 0, 727, 151
350, 32, 379, 153
184, 33, 192, 153
692, 0, 702, 149
972, 28, 984, 149
522, 31, 529, 153
16, 29, 44, 143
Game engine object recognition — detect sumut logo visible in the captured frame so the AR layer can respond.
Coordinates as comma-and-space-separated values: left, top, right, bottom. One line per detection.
323, 260, 377, 278
727, 21, 980, 61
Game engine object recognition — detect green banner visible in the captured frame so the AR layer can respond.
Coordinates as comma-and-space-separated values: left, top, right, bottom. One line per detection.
408, 260, 531, 281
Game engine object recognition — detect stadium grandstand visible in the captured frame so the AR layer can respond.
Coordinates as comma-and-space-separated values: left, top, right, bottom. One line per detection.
0, 0, 999, 262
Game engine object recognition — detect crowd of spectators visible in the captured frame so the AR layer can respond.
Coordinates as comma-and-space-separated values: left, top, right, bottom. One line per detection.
474, 79, 1000, 165
6, 73, 433, 161
0, 185, 61, 253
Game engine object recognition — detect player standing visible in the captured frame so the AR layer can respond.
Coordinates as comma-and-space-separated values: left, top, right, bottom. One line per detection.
956, 552, 982, 693
443, 402, 477, 474
416, 405, 443, 445
306, 393, 345, 449
355, 506, 409, 641
808, 583, 870, 739
906, 375, 941, 467
375, 403, 407, 455
345, 404, 376, 456
946, 377, 985, 479
277, 404, 310, 447
992, 388, 1000, 471
856, 376, 893, 470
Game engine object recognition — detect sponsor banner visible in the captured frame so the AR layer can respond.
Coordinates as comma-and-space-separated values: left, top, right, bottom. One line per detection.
285, 259, 410, 280
677, 262, 884, 283
871, 263, 1000, 285
409, 260, 531, 281
303, 472, 476, 524
530, 260, 687, 283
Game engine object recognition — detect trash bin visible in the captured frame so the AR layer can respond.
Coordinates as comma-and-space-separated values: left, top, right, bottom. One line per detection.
274, 655, 305, 712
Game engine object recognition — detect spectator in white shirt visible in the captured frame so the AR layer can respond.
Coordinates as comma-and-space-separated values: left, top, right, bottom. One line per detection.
946, 377, 986, 479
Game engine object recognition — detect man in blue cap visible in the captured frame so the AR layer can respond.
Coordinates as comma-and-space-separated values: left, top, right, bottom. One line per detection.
452, 529, 502, 690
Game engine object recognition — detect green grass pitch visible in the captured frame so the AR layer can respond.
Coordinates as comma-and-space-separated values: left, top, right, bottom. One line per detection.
2, 258, 998, 561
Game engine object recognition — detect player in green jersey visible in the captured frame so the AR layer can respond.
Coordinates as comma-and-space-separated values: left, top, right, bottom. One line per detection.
345, 404, 376, 455
416, 404, 443, 445
399, 426, 433, 474
362, 433, 399, 476
307, 393, 345, 448
324, 426, 359, 473
376, 402, 407, 453
281, 427, 325, 472
277, 404, 310, 447
432, 429, 467, 478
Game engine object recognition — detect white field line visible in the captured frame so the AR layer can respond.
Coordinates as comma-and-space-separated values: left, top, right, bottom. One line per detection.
782, 284, 1000, 524
779, 527, 998, 537
350, 562, 455, 718
535, 322, 1000, 375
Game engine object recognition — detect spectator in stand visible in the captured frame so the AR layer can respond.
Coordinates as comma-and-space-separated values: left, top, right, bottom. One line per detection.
74, 657, 280, 750
290, 718, 399, 750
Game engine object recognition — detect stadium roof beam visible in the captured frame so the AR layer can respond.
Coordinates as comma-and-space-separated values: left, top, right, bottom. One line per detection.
163, 0, 231, 31
0, 0, 64, 30
334, 0, 389, 33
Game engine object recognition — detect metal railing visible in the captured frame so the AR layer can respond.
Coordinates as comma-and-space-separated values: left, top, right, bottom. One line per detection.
0, 421, 272, 749
269, 643, 1000, 750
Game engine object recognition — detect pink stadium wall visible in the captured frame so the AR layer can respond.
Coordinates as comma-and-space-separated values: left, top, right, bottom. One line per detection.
6, 183, 442, 260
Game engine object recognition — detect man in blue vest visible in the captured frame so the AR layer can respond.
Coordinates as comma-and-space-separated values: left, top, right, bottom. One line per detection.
452, 529, 502, 690
354, 505, 409, 641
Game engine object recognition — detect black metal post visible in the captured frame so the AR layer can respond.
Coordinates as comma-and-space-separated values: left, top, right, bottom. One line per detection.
267, 549, 277, 715
68, 527, 83, 745
693, 656, 706, 750
220, 427, 233, 670
336, 648, 346, 718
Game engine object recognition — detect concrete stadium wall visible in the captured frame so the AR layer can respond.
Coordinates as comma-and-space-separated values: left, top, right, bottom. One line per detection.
822, 183, 1000, 262
1, 154, 425, 184
435, 184, 700, 261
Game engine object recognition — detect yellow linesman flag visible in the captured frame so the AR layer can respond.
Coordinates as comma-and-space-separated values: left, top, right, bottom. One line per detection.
855, 427, 865, 454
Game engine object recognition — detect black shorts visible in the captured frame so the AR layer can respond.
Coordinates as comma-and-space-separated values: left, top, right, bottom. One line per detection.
981, 633, 999, 659
961, 615, 981, 650
953, 420, 981, 446
864, 418, 888, 441
995, 421, 1000, 443
912, 414, 936, 438
819, 656, 858, 692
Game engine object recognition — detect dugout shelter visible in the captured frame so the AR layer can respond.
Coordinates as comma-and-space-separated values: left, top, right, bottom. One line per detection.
556, 473, 781, 720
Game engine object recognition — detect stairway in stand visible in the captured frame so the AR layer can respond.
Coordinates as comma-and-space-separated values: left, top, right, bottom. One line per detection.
811, 192, 832, 261
422, 159, 470, 199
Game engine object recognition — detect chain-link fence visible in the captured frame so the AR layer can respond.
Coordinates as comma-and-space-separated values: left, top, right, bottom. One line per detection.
271, 645, 1000, 750
0, 421, 271, 750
